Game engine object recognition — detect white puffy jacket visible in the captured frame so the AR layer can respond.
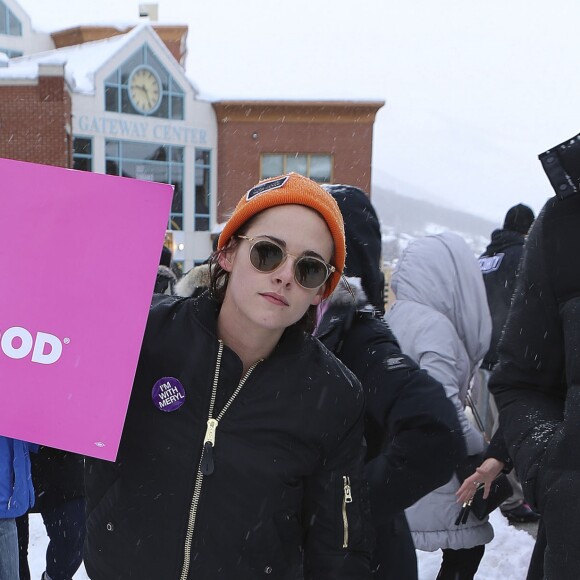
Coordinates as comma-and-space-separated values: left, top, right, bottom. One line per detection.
386, 231, 493, 552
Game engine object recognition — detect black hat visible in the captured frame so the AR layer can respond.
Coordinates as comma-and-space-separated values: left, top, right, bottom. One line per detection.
323, 184, 384, 313
503, 204, 535, 235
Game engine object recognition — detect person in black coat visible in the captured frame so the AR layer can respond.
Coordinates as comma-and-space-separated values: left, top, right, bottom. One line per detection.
476, 203, 540, 524
479, 203, 535, 371
84, 174, 372, 580
489, 132, 580, 580
315, 185, 465, 579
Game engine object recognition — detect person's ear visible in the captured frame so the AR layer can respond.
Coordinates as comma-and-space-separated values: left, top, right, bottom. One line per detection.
218, 250, 234, 272
309, 287, 325, 306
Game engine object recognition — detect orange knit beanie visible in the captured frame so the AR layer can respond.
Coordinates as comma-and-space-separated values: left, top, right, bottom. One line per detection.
218, 173, 345, 297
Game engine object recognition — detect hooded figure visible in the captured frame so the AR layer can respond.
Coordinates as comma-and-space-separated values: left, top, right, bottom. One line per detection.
316, 187, 464, 579
386, 232, 493, 577
322, 185, 385, 313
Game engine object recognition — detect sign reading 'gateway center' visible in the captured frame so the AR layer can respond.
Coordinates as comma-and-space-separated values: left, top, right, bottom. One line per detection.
77, 114, 208, 144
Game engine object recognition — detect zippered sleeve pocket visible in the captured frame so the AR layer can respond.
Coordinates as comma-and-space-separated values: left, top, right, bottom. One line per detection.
341, 475, 353, 547
337, 473, 373, 552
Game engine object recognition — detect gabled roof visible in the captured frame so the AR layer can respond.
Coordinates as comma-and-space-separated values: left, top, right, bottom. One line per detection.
3, 24, 198, 96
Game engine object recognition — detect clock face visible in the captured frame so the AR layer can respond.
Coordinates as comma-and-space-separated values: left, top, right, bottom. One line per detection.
128, 66, 162, 114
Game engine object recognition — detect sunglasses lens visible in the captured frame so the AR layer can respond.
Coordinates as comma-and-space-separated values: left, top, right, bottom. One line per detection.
246, 237, 330, 289
250, 240, 285, 272
295, 258, 328, 289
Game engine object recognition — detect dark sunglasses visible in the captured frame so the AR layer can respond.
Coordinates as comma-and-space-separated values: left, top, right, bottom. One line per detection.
236, 235, 336, 290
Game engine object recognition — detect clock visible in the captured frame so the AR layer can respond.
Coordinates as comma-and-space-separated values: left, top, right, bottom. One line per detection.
128, 65, 162, 114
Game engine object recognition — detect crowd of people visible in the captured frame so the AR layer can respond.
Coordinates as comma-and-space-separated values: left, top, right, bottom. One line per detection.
2, 132, 579, 579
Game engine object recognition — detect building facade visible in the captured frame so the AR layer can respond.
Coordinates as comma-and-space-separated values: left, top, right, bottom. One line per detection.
213, 100, 384, 221
1, 0, 384, 272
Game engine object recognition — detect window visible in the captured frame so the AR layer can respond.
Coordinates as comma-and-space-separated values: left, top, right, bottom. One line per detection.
105, 140, 184, 230
195, 149, 211, 231
261, 154, 333, 183
73, 137, 93, 172
0, 1, 21, 36
104, 44, 184, 119
0, 47, 21, 57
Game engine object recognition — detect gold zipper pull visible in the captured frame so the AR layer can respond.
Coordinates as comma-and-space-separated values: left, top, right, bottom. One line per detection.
204, 418, 218, 446
343, 476, 353, 503
201, 419, 219, 476
342, 476, 352, 548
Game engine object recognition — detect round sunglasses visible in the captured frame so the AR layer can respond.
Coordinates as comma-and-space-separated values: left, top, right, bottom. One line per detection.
236, 235, 336, 290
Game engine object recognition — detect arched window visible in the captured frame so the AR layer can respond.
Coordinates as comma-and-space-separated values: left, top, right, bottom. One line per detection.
104, 44, 184, 120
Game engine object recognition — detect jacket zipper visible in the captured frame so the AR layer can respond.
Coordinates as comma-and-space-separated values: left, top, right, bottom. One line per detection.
179, 340, 261, 579
342, 475, 353, 548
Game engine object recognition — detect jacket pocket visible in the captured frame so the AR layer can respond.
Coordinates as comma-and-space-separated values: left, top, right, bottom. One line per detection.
337, 474, 374, 553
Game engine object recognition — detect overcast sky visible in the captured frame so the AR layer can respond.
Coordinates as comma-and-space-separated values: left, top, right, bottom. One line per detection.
21, 0, 580, 222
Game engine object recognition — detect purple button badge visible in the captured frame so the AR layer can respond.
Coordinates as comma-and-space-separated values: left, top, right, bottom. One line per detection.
152, 377, 186, 412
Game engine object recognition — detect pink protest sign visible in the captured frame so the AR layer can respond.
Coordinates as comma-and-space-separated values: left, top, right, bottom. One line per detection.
0, 158, 173, 461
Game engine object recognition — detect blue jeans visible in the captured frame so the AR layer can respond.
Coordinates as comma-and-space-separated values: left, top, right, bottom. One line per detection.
0, 518, 19, 580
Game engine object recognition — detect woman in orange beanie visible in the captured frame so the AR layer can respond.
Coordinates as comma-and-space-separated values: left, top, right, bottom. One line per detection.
84, 173, 372, 580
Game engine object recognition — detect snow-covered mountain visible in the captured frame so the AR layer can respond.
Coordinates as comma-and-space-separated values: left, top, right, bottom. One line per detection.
370, 184, 498, 264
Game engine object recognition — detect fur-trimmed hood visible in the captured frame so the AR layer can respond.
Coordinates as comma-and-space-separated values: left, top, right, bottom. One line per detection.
325, 276, 369, 310
174, 263, 211, 298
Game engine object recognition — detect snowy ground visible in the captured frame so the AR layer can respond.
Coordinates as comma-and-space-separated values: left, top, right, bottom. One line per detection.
28, 509, 535, 579
417, 510, 536, 579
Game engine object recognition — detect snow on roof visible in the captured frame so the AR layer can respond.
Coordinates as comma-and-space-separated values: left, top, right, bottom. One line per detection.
3, 28, 135, 91
1, 23, 199, 96
0, 59, 38, 80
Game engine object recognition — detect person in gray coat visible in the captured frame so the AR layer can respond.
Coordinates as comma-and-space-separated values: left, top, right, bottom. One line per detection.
386, 231, 493, 580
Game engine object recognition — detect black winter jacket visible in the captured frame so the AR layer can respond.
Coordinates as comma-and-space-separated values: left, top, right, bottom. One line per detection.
489, 193, 580, 580
84, 293, 372, 580
315, 279, 465, 579
479, 229, 527, 370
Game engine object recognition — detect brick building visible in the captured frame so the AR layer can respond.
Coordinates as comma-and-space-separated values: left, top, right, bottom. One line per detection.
0, 61, 71, 167
213, 100, 384, 221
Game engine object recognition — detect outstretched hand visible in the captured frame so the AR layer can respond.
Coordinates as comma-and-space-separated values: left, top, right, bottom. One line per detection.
456, 457, 505, 504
